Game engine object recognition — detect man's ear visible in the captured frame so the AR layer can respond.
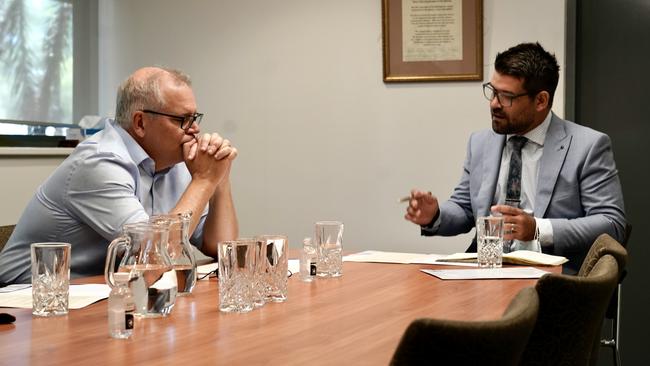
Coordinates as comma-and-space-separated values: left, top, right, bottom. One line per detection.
535, 91, 550, 112
131, 111, 146, 138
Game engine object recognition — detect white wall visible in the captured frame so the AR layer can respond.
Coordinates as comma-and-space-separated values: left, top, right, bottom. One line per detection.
1, 0, 565, 253
0, 154, 66, 225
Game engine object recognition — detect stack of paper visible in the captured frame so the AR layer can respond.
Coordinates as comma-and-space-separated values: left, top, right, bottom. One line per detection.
343, 251, 433, 264
421, 267, 549, 280
342, 250, 567, 267
436, 250, 568, 266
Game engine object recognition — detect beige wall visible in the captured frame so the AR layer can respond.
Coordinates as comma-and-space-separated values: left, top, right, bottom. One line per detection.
0, 154, 66, 225
0, 0, 566, 254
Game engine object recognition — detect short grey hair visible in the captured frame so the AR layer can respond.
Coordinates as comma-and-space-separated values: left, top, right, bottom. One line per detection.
114, 67, 192, 129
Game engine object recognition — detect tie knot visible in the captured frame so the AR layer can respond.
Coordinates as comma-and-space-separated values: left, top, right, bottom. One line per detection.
509, 136, 527, 152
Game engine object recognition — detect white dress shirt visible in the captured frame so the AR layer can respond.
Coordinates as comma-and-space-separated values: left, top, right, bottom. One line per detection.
493, 111, 554, 251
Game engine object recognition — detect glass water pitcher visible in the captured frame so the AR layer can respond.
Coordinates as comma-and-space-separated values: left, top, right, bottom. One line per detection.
149, 212, 197, 295
104, 222, 178, 317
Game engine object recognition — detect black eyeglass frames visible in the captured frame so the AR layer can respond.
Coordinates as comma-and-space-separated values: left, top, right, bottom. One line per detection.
141, 109, 204, 130
482, 83, 530, 107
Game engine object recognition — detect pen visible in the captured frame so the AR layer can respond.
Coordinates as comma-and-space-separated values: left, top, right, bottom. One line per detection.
398, 196, 410, 203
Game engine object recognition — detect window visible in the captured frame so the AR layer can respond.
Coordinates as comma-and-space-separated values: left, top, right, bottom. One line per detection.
0, 0, 73, 125
0, 0, 97, 147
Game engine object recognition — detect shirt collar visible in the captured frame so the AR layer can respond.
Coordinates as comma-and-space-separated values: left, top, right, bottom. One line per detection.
111, 120, 156, 175
507, 110, 552, 147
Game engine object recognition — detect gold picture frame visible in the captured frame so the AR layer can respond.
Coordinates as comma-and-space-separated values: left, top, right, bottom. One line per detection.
382, 0, 483, 82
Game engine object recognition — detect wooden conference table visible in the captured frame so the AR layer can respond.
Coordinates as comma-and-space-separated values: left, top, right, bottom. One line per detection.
0, 259, 558, 365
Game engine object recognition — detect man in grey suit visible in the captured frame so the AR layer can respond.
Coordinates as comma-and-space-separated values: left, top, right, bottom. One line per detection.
405, 43, 626, 273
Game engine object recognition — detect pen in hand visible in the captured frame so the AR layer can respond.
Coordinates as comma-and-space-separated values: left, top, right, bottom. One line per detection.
398, 190, 432, 203
397, 196, 410, 203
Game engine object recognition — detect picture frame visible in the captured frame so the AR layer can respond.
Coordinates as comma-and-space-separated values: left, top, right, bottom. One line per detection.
382, 0, 483, 82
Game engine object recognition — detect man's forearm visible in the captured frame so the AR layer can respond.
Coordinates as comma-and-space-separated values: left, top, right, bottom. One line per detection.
170, 177, 218, 236
200, 179, 238, 257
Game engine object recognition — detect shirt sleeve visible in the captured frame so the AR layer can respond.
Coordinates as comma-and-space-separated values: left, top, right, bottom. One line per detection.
64, 152, 149, 240
535, 217, 554, 249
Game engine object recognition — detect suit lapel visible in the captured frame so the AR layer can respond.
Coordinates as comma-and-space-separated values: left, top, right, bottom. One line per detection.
477, 132, 505, 217
535, 114, 571, 217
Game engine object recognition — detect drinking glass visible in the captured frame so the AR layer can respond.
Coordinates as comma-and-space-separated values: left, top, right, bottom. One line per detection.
250, 238, 266, 308
315, 221, 344, 277
218, 239, 256, 313
256, 235, 288, 302
31, 242, 71, 317
476, 216, 504, 268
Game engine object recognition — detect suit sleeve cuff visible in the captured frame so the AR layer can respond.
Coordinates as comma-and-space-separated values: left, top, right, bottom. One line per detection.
420, 211, 442, 236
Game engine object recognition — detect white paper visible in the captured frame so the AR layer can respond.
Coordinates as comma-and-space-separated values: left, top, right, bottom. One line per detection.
0, 284, 31, 293
342, 250, 478, 266
410, 254, 479, 267
343, 250, 428, 264
288, 259, 300, 275
0, 284, 110, 309
197, 262, 217, 281
197, 262, 217, 275
402, 0, 463, 62
421, 267, 549, 280
435, 251, 568, 266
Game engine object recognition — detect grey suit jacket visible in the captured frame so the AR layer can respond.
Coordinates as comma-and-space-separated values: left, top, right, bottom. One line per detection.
423, 113, 626, 273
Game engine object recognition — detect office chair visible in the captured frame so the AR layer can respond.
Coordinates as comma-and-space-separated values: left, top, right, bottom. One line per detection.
519, 254, 619, 366
578, 230, 630, 366
390, 287, 539, 366
0, 224, 15, 252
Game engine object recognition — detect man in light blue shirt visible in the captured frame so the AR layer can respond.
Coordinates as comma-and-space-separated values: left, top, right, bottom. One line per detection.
404, 43, 625, 273
0, 67, 239, 284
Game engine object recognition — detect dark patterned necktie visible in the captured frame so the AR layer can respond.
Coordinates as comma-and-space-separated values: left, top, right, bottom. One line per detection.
505, 136, 528, 208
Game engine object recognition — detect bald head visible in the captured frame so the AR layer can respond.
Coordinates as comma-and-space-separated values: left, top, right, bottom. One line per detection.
115, 66, 192, 129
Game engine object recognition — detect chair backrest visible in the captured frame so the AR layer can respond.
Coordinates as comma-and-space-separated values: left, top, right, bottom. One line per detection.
0, 225, 15, 253
519, 254, 619, 366
578, 233, 628, 277
579, 229, 631, 366
390, 287, 539, 366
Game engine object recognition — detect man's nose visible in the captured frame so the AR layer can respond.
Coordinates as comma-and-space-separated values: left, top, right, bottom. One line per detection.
187, 122, 200, 134
489, 94, 502, 108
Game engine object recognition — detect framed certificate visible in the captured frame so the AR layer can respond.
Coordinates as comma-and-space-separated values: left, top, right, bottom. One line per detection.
382, 0, 483, 82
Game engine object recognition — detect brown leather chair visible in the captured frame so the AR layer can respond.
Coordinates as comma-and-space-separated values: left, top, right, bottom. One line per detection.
0, 225, 15, 252
578, 232, 630, 366
519, 254, 619, 366
390, 287, 539, 366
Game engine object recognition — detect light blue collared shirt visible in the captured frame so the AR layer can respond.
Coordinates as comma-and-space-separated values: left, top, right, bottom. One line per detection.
0, 120, 207, 284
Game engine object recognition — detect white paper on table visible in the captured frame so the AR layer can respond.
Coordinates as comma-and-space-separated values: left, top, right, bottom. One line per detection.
342, 251, 479, 267
343, 250, 428, 264
288, 259, 300, 274
435, 251, 568, 266
0, 284, 31, 293
421, 267, 549, 280
0, 284, 110, 309
410, 254, 479, 267
197, 262, 218, 278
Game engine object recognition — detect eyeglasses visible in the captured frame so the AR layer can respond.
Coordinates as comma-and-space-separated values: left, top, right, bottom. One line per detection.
482, 83, 530, 107
141, 109, 203, 130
